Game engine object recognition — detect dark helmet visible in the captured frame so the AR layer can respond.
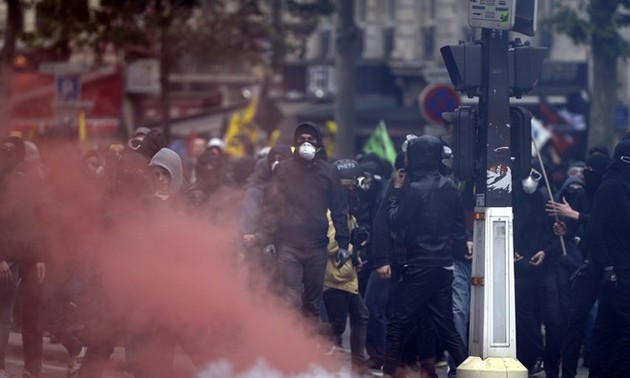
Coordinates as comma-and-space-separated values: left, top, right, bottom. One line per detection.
333, 159, 364, 185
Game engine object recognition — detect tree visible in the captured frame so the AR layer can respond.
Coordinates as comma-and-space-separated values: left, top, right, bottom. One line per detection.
550, 0, 630, 150
0, 0, 23, 136
20, 0, 269, 141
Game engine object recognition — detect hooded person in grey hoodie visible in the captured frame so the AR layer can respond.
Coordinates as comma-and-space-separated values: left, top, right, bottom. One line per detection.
148, 148, 184, 202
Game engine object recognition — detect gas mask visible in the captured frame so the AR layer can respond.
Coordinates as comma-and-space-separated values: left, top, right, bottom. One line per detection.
298, 142, 317, 161
521, 169, 542, 194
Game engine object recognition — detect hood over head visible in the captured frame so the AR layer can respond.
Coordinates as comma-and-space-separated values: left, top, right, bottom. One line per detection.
138, 130, 166, 159
293, 122, 322, 147
406, 135, 443, 174
149, 148, 184, 194
267, 144, 293, 170
605, 140, 630, 194
24, 141, 40, 162
584, 152, 611, 195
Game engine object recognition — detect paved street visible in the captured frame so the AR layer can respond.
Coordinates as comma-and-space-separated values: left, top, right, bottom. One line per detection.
3, 331, 590, 377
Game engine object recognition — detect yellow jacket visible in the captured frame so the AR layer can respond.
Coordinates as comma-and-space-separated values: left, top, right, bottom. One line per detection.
324, 210, 359, 294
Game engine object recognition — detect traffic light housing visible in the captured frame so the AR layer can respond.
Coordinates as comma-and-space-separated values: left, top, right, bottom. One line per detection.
440, 42, 482, 98
509, 41, 547, 97
443, 106, 478, 181
513, 0, 538, 37
510, 106, 533, 179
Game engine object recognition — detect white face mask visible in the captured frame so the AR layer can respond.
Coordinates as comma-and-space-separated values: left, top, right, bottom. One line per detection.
521, 169, 542, 194
298, 142, 317, 161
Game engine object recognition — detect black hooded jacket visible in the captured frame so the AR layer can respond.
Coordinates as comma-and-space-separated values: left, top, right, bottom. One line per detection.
258, 123, 349, 250
387, 136, 467, 267
586, 140, 630, 272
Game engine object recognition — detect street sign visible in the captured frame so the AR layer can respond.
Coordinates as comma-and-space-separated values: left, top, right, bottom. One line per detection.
126, 59, 161, 94
469, 0, 516, 30
55, 74, 81, 101
418, 83, 461, 125
307, 65, 335, 97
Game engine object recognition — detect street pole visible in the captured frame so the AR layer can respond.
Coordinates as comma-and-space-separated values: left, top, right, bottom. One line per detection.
441, 1, 546, 376
466, 27, 521, 364
333, 0, 358, 158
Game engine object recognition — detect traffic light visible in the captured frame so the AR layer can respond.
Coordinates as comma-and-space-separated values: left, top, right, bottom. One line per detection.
509, 106, 532, 179
443, 106, 478, 181
513, 0, 538, 37
440, 42, 482, 97
509, 41, 547, 97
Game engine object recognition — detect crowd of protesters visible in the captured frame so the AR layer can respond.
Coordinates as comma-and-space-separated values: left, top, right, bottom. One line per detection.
1, 119, 630, 378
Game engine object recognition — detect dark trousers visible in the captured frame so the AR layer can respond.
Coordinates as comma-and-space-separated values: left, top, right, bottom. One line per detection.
78, 339, 116, 378
383, 266, 466, 375
17, 263, 44, 377
276, 245, 328, 319
515, 279, 545, 371
322, 288, 369, 365
0, 263, 18, 370
562, 266, 601, 378
364, 270, 394, 364
543, 266, 570, 378
589, 273, 630, 378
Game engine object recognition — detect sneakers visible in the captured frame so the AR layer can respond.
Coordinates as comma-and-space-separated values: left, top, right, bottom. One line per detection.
365, 357, 383, 370
529, 359, 544, 377
67, 347, 86, 377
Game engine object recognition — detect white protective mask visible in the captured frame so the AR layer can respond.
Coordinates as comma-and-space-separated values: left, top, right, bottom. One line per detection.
521, 169, 542, 194
298, 142, 317, 161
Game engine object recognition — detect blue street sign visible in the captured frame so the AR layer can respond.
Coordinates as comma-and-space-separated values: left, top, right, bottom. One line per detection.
56, 74, 81, 101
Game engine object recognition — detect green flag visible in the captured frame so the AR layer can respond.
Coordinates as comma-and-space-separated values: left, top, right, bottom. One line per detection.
362, 120, 397, 164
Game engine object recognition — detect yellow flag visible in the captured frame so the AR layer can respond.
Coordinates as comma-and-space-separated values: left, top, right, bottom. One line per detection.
78, 110, 88, 142
224, 97, 259, 157
324, 120, 337, 159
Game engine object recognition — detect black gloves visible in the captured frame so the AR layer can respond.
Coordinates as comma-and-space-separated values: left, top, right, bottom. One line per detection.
335, 248, 350, 269
351, 227, 370, 249
603, 266, 617, 285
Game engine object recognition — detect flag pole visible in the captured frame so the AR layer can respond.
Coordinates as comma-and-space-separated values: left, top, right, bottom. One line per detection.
531, 135, 567, 256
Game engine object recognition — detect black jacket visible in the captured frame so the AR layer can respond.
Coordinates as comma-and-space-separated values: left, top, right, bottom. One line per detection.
388, 173, 467, 267
387, 136, 467, 268
585, 166, 630, 272
512, 186, 555, 280
258, 156, 349, 250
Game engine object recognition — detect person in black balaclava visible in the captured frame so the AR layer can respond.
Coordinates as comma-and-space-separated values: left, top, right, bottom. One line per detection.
257, 122, 349, 323
546, 152, 611, 378
136, 130, 166, 161
381, 135, 468, 378
584, 140, 630, 378
190, 148, 225, 206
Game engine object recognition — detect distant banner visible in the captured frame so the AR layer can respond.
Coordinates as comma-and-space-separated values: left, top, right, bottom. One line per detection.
362, 120, 397, 164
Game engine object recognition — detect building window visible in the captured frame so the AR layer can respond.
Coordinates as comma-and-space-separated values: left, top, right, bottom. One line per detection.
384, 26, 394, 59
319, 30, 331, 60
387, 0, 396, 23
357, 0, 367, 23
423, 25, 435, 60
